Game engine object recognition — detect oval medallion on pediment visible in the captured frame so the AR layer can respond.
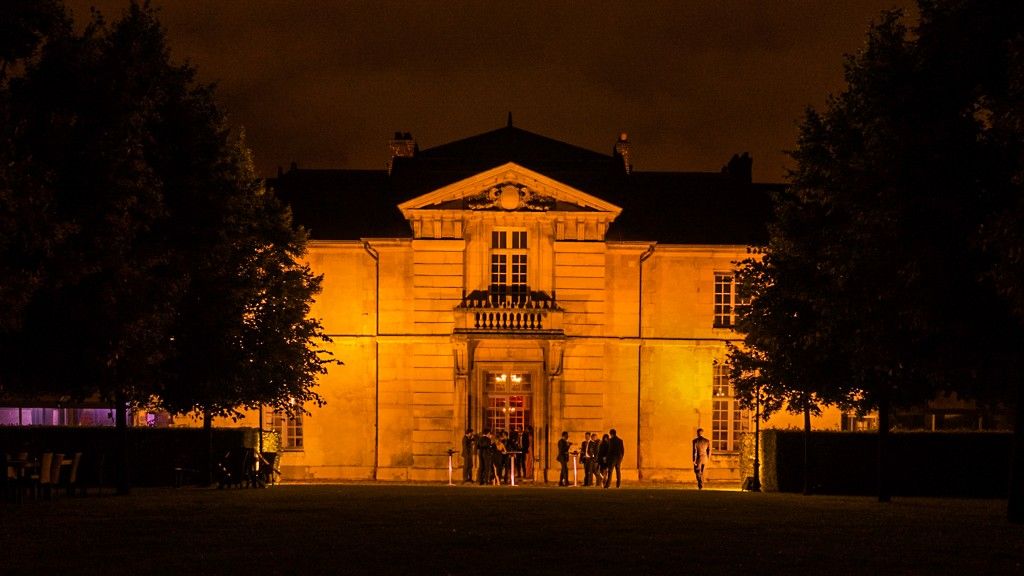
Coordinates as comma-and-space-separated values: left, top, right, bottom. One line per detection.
499, 185, 521, 210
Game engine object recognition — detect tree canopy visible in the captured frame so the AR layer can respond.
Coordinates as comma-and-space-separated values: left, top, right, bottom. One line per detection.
728, 0, 1024, 504
0, 1, 332, 422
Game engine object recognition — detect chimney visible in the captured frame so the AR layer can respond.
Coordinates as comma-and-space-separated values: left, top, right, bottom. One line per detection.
387, 131, 417, 175
613, 132, 633, 175
721, 152, 753, 183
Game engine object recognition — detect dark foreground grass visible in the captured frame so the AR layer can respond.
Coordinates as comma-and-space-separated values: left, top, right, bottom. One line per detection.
2, 484, 1022, 575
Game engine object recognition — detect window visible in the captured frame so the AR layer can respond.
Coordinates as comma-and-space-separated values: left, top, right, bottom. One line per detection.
711, 363, 749, 452
268, 409, 304, 450
713, 273, 733, 327
713, 273, 749, 328
485, 372, 532, 432
490, 229, 528, 301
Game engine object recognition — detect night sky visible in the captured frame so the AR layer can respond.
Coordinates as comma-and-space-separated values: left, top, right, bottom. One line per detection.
65, 1, 914, 182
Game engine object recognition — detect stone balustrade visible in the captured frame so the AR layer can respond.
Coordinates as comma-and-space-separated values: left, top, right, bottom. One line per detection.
454, 291, 563, 333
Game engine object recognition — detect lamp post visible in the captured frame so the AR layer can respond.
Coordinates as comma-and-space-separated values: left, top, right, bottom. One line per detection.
751, 384, 762, 492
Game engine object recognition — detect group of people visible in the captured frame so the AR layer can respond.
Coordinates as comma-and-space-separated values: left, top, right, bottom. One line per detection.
460, 426, 712, 489
556, 428, 625, 488
461, 427, 533, 485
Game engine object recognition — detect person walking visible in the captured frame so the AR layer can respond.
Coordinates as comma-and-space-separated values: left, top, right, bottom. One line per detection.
461, 429, 476, 483
556, 431, 571, 486
692, 428, 711, 489
604, 428, 624, 488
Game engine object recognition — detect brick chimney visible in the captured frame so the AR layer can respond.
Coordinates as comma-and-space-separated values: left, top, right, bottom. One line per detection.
613, 132, 633, 175
386, 132, 417, 175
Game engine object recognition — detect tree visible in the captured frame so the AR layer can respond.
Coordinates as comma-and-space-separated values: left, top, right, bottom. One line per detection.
731, 1, 1024, 506
0, 0, 70, 358
0, 1, 332, 492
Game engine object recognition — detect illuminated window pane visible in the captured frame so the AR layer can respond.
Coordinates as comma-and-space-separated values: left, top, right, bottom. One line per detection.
268, 409, 304, 451
714, 274, 733, 327
710, 363, 749, 452
490, 228, 527, 300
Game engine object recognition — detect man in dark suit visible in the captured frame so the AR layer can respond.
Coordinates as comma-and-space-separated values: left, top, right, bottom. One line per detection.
556, 431, 571, 486
476, 429, 492, 485
604, 428, 625, 488
461, 429, 475, 483
580, 432, 593, 486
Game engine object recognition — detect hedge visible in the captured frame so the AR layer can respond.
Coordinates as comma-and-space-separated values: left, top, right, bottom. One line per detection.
1, 426, 257, 487
751, 430, 1012, 497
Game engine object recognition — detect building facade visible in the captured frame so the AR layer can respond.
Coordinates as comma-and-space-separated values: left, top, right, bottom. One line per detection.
264, 122, 845, 483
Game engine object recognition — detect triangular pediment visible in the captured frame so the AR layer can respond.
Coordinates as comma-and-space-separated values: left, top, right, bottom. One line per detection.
397, 162, 622, 218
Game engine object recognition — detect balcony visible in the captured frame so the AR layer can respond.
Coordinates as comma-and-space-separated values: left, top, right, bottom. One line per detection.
454, 290, 563, 335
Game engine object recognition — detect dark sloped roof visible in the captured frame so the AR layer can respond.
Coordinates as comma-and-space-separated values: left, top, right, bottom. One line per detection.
388, 125, 624, 202
605, 173, 777, 245
270, 169, 407, 240
270, 124, 777, 244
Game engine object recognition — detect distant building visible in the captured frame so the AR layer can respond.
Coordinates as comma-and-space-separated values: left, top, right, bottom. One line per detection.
4, 121, 1007, 483
261, 121, 844, 483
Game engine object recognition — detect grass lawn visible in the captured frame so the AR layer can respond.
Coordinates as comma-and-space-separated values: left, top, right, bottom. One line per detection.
2, 483, 1022, 575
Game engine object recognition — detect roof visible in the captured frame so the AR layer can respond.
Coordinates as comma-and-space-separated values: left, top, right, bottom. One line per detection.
270, 124, 776, 245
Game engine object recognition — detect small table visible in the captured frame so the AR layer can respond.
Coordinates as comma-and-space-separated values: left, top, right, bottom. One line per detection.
505, 451, 522, 486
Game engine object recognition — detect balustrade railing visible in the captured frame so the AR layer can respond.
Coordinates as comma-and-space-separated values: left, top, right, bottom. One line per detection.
454, 290, 563, 333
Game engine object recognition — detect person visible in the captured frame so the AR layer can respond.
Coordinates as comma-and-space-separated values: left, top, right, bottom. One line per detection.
585, 432, 600, 487
604, 428, 624, 488
521, 425, 532, 480
692, 427, 711, 489
596, 433, 610, 486
461, 429, 475, 483
580, 432, 593, 486
556, 431, 571, 486
493, 430, 508, 484
476, 428, 492, 485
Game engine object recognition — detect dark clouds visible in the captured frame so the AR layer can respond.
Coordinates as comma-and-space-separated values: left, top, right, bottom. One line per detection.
65, 1, 914, 181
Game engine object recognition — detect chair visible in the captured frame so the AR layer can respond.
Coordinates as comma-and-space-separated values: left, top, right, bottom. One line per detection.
36, 453, 54, 499
217, 450, 246, 489
48, 453, 64, 499
63, 453, 83, 497
4, 452, 35, 503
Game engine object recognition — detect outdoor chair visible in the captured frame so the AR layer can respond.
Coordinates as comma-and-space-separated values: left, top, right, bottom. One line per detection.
217, 450, 249, 489
63, 452, 83, 497
35, 453, 55, 499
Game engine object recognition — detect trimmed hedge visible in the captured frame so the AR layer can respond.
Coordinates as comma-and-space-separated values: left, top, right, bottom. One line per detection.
0, 426, 257, 487
757, 430, 1012, 497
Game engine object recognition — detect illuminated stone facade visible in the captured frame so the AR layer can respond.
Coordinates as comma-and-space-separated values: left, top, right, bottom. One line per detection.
263, 124, 844, 483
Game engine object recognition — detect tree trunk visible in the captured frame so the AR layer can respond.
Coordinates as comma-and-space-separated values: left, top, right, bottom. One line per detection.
114, 391, 130, 495
1009, 372, 1023, 523
878, 392, 891, 503
203, 410, 214, 486
803, 402, 812, 495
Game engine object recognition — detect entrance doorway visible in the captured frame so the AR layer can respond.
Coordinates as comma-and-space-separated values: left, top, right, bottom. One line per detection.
484, 372, 532, 432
